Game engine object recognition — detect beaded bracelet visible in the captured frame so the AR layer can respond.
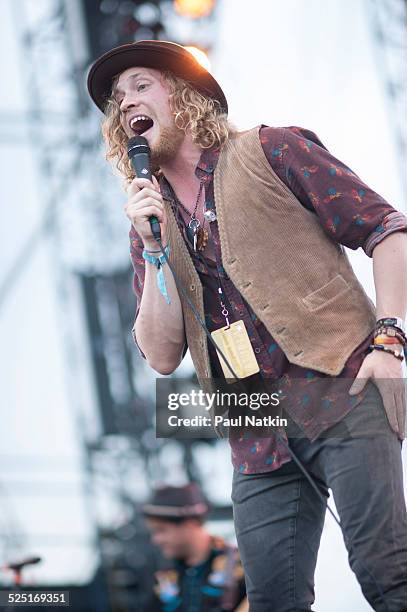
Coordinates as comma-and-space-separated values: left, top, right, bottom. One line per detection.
374, 335, 403, 346
375, 317, 405, 335
372, 318, 407, 360
374, 327, 406, 347
369, 343, 405, 361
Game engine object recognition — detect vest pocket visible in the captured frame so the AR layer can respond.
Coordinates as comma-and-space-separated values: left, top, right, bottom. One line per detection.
301, 274, 351, 311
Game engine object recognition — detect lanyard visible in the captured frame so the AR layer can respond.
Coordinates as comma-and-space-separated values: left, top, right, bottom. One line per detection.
168, 187, 232, 328
194, 248, 231, 329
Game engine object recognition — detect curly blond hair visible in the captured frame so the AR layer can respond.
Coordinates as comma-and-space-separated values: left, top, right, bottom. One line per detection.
101, 69, 236, 183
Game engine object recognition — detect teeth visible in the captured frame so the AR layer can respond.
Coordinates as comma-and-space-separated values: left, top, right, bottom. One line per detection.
130, 115, 151, 128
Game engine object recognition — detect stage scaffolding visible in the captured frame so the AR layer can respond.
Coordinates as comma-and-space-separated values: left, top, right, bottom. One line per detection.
1, 0, 406, 607
369, 0, 407, 201
0, 1, 227, 609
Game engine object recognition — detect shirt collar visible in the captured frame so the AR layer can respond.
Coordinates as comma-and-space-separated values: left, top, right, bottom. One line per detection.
159, 145, 221, 200
195, 145, 220, 178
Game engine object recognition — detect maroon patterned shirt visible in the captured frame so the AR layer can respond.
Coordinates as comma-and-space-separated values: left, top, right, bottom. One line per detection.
129, 125, 407, 474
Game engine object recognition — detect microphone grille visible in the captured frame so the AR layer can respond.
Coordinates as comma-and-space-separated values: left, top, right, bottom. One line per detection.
127, 136, 150, 159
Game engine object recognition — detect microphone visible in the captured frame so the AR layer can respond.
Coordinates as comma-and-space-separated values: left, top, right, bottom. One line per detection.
6, 556, 42, 571
127, 136, 161, 243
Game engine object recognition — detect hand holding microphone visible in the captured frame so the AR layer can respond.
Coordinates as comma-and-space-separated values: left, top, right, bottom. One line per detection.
125, 136, 167, 249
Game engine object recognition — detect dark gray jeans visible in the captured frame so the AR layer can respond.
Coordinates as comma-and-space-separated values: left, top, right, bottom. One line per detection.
231, 382, 407, 611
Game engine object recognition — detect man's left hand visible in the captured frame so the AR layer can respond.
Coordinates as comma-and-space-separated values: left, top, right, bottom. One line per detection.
349, 349, 406, 440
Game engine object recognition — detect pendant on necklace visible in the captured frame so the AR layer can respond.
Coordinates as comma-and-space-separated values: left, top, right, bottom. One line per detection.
196, 227, 209, 251
186, 220, 208, 252
188, 218, 200, 251
204, 209, 217, 222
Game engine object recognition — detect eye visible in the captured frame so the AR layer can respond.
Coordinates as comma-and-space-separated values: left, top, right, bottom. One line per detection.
137, 83, 148, 92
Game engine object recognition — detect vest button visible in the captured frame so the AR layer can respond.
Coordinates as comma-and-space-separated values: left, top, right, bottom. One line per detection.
254, 347, 261, 354
190, 283, 196, 291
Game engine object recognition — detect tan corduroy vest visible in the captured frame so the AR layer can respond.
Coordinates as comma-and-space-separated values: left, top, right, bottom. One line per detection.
163, 126, 376, 395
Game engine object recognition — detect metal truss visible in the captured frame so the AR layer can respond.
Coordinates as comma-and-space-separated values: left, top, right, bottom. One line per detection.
369, 0, 407, 200
0, 0, 107, 592
3, 1, 231, 607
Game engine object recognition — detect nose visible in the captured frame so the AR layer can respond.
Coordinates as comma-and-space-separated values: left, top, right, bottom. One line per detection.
120, 92, 138, 113
120, 89, 146, 113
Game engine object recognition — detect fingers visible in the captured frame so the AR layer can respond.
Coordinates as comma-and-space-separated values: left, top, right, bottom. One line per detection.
386, 377, 406, 440
151, 175, 161, 191
124, 178, 165, 228
377, 378, 405, 440
126, 203, 165, 224
129, 186, 162, 205
376, 378, 397, 434
128, 176, 160, 196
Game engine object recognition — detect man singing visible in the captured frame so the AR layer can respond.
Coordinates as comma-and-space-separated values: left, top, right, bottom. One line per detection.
87, 40, 407, 611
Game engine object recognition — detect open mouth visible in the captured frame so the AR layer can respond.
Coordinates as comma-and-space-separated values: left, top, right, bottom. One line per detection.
129, 115, 154, 136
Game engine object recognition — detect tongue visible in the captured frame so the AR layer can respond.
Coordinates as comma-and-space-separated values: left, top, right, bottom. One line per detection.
132, 118, 153, 135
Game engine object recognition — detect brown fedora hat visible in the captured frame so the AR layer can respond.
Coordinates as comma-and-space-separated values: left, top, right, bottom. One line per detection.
87, 39, 228, 114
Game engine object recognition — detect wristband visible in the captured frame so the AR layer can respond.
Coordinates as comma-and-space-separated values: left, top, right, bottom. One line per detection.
369, 343, 405, 362
375, 317, 405, 335
374, 326, 406, 345
374, 335, 403, 346
142, 245, 171, 304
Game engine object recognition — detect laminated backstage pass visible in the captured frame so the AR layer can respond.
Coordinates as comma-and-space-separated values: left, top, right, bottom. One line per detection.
211, 320, 260, 382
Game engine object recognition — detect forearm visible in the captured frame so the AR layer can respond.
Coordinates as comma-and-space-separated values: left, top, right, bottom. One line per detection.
135, 260, 185, 374
372, 231, 407, 320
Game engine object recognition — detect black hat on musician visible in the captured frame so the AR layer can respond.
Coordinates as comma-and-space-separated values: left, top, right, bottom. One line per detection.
87, 39, 228, 114
142, 483, 210, 521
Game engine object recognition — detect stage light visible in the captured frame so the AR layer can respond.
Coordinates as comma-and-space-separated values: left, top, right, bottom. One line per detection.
134, 2, 161, 26
174, 0, 215, 19
184, 46, 211, 71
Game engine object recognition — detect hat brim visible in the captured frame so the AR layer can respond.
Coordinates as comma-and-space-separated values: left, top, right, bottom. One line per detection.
87, 40, 228, 114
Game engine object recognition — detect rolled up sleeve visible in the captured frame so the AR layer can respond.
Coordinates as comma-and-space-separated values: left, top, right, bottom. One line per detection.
363, 210, 407, 256
272, 126, 407, 256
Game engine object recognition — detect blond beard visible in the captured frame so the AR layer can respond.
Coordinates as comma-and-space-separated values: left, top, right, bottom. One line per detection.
150, 123, 185, 173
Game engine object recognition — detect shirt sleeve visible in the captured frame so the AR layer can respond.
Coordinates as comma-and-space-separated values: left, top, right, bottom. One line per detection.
260, 125, 407, 257
129, 225, 189, 362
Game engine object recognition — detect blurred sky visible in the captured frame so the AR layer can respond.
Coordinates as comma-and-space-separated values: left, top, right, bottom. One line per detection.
0, 0, 406, 608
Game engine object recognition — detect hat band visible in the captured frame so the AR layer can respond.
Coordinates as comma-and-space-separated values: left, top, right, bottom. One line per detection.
142, 502, 208, 516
